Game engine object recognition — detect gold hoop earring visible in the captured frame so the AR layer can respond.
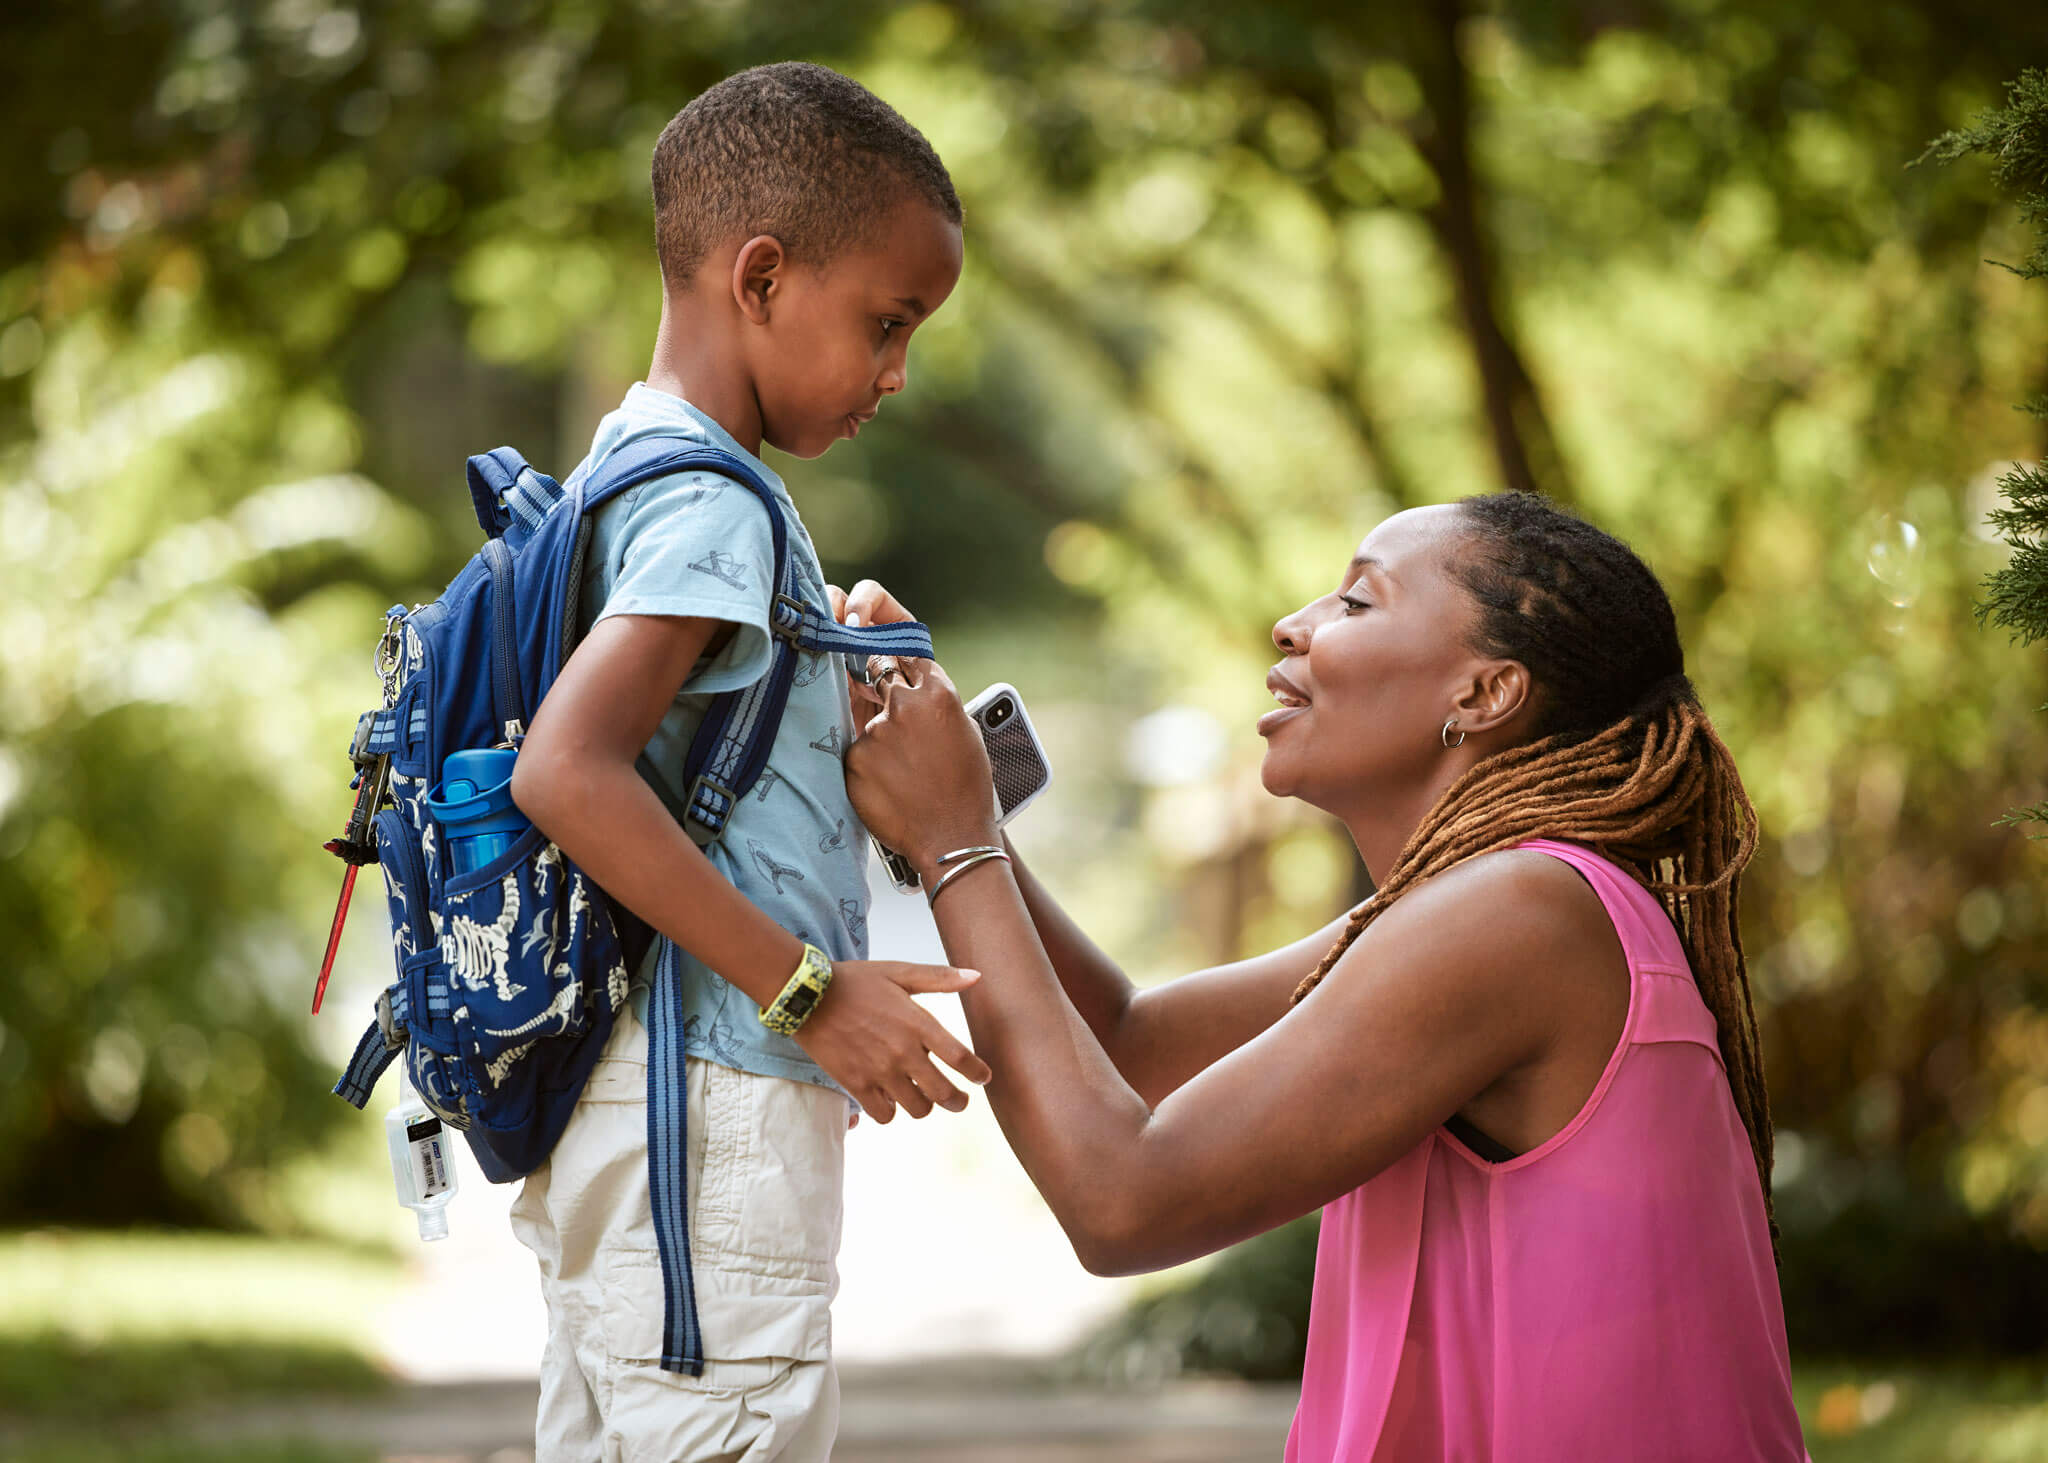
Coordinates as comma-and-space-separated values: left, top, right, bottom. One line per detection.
1441, 718, 1466, 749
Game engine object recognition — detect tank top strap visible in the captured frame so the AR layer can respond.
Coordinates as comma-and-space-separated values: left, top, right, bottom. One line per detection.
1511, 839, 1683, 969
1513, 838, 1722, 1056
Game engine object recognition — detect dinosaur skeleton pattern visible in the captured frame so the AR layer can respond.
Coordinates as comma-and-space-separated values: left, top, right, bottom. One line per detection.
819, 818, 847, 854
469, 868, 625, 1084
532, 842, 563, 904
480, 973, 581, 1046
440, 870, 528, 1003
481, 1038, 539, 1091
504, 861, 591, 995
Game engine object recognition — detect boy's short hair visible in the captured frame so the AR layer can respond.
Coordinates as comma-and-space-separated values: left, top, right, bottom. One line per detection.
652, 62, 962, 287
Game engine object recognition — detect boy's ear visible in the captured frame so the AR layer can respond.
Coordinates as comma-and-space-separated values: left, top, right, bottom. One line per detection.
731, 234, 786, 325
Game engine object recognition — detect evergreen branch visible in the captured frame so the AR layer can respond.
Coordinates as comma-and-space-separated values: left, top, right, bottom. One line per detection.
1993, 801, 2048, 837
1979, 542, 2048, 645
1982, 461, 2048, 541
1931, 69, 2048, 830
1977, 453, 2048, 647
1921, 69, 2048, 280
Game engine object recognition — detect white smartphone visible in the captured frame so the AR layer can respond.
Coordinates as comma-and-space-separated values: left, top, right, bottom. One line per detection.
874, 681, 1053, 894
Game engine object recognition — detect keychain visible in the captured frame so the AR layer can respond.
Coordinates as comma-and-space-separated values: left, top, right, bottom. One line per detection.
312, 613, 403, 1014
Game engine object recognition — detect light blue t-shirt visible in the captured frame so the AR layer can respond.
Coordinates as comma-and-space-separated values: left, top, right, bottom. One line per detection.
565, 384, 868, 1091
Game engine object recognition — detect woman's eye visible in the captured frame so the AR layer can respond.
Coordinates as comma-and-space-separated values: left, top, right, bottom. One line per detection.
1340, 594, 1372, 614
879, 319, 903, 340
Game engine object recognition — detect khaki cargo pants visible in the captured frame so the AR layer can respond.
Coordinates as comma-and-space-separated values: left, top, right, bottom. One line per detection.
509, 1012, 846, 1462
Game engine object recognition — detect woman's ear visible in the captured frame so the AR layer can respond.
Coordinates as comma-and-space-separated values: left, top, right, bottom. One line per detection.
731, 234, 786, 324
1453, 660, 1532, 737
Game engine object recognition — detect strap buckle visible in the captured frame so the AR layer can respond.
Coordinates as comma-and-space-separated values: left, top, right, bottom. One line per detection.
348, 710, 379, 769
374, 989, 408, 1051
770, 594, 808, 644
684, 773, 739, 846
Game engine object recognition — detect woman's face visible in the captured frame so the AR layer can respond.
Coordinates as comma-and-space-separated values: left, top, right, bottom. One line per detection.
1259, 505, 1497, 818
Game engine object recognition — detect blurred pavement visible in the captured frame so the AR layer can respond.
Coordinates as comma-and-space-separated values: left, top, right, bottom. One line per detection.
169, 1366, 1298, 1461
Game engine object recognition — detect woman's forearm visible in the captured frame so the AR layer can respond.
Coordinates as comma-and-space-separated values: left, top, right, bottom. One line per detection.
1007, 837, 1325, 1107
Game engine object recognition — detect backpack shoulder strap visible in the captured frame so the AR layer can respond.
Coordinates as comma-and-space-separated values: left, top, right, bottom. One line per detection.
558, 437, 932, 844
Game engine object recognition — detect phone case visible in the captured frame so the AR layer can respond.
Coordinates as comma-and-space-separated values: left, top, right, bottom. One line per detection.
875, 682, 1052, 893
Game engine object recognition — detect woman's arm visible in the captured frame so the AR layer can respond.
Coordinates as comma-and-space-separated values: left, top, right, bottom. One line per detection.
845, 665, 1578, 1275
832, 576, 1343, 1105
1007, 839, 1354, 1106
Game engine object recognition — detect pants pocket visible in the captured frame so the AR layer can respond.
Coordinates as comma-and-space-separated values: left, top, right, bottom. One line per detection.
689, 1061, 845, 1289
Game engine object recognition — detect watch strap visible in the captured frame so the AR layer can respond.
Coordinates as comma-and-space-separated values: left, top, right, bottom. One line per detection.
759, 942, 833, 1036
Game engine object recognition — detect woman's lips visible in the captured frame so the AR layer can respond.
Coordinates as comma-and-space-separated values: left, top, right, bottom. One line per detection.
1258, 704, 1307, 737
1253, 672, 1302, 741
1260, 666, 1309, 737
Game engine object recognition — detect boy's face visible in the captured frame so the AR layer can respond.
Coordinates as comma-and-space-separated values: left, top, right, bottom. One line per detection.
747, 197, 964, 460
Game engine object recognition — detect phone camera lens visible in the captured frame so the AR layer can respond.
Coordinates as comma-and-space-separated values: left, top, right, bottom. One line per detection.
986, 699, 1013, 727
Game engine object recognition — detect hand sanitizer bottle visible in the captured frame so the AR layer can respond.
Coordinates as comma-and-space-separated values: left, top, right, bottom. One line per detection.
386, 1061, 456, 1241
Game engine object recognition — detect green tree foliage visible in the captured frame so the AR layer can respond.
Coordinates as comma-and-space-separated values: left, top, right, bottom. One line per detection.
2, 6, 2045, 1361
1929, 70, 2048, 831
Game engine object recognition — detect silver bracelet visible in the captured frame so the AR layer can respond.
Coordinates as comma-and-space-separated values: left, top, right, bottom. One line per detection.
935, 844, 1004, 866
926, 848, 1011, 906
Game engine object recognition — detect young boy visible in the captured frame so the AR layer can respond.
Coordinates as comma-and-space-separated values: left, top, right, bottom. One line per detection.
506, 63, 986, 1462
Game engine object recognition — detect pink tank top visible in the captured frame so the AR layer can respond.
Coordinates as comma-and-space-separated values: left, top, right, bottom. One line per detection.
1285, 840, 1807, 1462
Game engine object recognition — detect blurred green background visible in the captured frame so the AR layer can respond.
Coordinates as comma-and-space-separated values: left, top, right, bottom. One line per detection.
4, 0, 2047, 1457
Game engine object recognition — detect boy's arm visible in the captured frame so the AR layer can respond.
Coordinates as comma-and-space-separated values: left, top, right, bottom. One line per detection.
511, 610, 990, 1123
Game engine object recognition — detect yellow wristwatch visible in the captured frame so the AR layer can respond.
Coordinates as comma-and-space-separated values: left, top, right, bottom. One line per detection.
759, 943, 833, 1036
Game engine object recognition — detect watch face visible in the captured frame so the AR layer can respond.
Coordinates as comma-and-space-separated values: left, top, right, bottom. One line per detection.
784, 985, 820, 1020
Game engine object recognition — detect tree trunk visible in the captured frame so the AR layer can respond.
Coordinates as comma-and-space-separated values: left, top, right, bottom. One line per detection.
1410, 0, 1576, 504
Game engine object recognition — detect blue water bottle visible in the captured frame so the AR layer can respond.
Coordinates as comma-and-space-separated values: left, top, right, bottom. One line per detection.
426, 748, 527, 876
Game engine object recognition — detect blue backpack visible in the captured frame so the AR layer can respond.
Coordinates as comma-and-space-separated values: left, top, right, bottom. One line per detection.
324, 435, 932, 1373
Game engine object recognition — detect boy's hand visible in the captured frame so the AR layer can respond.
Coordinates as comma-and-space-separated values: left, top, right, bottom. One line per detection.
796, 959, 992, 1122
828, 578, 924, 727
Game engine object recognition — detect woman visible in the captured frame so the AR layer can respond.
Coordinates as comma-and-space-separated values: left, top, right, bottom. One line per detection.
843, 491, 1807, 1461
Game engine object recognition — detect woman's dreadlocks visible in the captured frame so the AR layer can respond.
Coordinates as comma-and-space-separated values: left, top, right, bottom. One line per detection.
1292, 492, 1775, 1248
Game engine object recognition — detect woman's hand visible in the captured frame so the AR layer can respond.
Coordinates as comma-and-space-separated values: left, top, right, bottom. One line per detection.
844, 659, 1001, 879
828, 578, 924, 727
793, 958, 992, 1122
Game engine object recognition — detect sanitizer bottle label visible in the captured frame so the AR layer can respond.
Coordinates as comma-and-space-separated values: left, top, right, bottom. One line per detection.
406, 1115, 452, 1199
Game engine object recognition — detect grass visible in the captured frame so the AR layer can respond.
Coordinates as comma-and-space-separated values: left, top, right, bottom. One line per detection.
0, 1230, 403, 1359
4, 1439, 374, 1463
0, 1229, 398, 1462
0, 1334, 387, 1420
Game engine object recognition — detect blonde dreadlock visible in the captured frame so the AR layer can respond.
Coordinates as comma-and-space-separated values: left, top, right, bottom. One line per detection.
1292, 493, 1777, 1251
